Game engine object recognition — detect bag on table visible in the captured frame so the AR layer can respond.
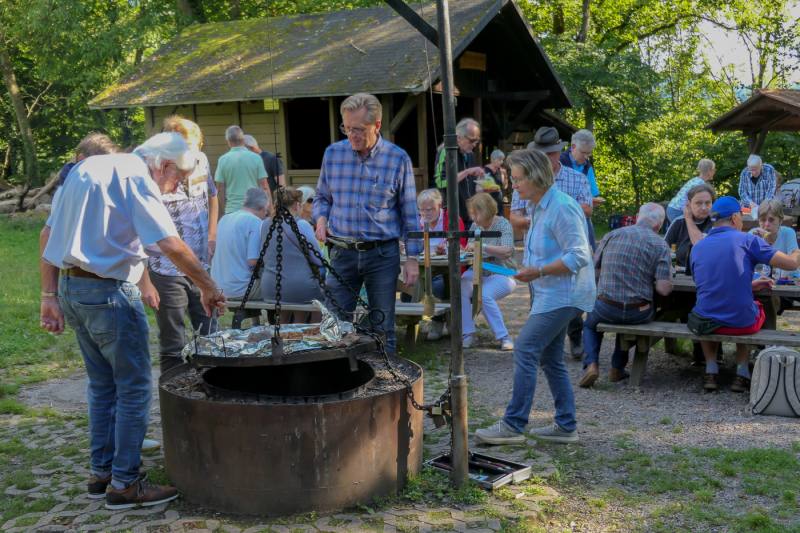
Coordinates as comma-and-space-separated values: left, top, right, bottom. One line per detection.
750, 346, 800, 418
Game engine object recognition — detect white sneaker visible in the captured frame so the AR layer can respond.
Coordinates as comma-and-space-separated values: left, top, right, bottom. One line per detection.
529, 423, 578, 443
462, 334, 475, 348
500, 337, 514, 351
427, 320, 445, 341
475, 420, 526, 445
141, 438, 161, 452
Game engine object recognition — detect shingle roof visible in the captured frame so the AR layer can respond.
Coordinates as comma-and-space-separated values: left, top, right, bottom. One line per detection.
708, 89, 800, 133
89, 0, 569, 109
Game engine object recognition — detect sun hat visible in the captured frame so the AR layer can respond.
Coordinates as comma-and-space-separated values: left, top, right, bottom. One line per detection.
526, 127, 567, 153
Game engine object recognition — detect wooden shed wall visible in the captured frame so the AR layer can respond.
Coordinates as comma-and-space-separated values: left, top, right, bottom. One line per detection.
145, 102, 287, 176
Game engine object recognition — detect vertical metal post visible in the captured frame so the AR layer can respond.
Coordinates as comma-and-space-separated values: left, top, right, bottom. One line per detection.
436, 0, 469, 488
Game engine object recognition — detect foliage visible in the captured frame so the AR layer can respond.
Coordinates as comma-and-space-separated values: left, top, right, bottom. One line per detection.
0, 0, 798, 210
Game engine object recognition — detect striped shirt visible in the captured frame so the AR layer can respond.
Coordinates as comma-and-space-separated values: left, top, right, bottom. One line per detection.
313, 136, 421, 255
595, 224, 671, 303
467, 216, 514, 268
738, 163, 777, 207
524, 186, 595, 315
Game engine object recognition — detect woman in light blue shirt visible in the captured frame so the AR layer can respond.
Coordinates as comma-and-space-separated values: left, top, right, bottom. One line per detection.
475, 149, 595, 446
666, 158, 716, 224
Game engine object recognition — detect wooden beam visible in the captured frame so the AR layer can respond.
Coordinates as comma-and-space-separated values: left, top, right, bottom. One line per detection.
417, 93, 428, 189
504, 98, 541, 138
389, 95, 418, 134
328, 97, 337, 144
483, 90, 550, 102
383, 0, 438, 46
381, 94, 394, 141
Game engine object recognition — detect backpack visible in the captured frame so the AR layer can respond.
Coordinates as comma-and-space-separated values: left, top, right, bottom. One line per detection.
779, 179, 800, 209
750, 346, 800, 417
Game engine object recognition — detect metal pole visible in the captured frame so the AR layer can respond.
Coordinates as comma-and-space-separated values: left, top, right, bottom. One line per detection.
436, 0, 469, 488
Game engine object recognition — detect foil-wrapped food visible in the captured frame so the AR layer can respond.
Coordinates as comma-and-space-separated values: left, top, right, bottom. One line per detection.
182, 300, 354, 360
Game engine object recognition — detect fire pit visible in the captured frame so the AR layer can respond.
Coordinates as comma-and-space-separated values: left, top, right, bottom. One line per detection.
158, 339, 424, 516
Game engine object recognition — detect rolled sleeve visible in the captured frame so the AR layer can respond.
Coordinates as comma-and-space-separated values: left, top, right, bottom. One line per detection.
555, 203, 591, 273
398, 155, 422, 256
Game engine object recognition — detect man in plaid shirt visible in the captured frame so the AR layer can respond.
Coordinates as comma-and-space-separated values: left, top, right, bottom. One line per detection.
738, 154, 777, 209
313, 93, 420, 353
579, 203, 673, 388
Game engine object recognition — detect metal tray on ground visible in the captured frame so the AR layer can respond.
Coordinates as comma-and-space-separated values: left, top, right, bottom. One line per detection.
187, 334, 376, 370
426, 452, 532, 490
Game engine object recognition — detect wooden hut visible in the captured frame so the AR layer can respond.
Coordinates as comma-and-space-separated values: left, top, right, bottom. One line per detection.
90, 0, 572, 189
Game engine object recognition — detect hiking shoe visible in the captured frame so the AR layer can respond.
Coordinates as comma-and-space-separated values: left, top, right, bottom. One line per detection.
427, 320, 445, 341
608, 368, 629, 383
87, 474, 111, 499
475, 420, 525, 445
703, 373, 719, 391
141, 438, 160, 453
529, 423, 578, 443
730, 375, 751, 393
105, 473, 178, 510
579, 363, 599, 388
499, 337, 514, 351
462, 334, 475, 349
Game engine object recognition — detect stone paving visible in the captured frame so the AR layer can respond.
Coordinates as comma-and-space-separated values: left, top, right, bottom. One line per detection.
2, 333, 561, 533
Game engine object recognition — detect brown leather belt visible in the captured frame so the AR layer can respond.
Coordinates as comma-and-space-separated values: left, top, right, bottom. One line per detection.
62, 267, 103, 280
598, 295, 651, 310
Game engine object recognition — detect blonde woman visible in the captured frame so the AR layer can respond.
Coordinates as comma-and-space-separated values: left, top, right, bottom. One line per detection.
460, 193, 516, 350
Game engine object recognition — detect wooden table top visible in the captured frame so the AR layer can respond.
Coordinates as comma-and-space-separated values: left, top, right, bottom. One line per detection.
671, 274, 800, 297
401, 254, 473, 267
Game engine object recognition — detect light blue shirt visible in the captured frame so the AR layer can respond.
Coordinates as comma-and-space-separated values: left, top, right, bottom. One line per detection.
749, 225, 799, 277
210, 210, 264, 298
668, 176, 705, 211
44, 154, 178, 283
523, 186, 596, 315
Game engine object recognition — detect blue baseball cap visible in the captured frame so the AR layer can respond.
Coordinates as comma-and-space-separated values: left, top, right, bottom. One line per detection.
710, 196, 741, 221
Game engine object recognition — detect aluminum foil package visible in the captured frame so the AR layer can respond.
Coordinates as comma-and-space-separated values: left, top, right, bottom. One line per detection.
181, 307, 354, 361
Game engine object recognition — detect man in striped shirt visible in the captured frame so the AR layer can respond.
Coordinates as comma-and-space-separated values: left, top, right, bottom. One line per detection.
738, 154, 777, 209
313, 93, 420, 353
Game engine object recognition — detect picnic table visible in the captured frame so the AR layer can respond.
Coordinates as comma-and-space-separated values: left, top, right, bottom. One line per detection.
399, 253, 474, 302
668, 273, 800, 330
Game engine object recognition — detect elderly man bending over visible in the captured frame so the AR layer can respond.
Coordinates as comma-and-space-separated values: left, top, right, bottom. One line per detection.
40, 133, 226, 509
579, 203, 673, 388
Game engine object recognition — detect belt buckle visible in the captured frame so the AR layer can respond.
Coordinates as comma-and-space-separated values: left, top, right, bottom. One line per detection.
354, 241, 369, 252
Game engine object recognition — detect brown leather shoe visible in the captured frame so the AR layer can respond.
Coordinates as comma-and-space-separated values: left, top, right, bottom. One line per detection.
608, 368, 629, 383
579, 363, 599, 388
730, 375, 751, 393
105, 473, 178, 510
703, 373, 719, 391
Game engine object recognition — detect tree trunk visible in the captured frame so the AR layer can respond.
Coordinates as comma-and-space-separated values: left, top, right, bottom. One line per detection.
0, 40, 39, 186
552, 2, 565, 35
229, 0, 241, 20
176, 0, 206, 25
576, 0, 590, 43
1, 143, 11, 182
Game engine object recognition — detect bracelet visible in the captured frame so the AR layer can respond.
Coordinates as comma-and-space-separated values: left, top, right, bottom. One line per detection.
41, 291, 57, 298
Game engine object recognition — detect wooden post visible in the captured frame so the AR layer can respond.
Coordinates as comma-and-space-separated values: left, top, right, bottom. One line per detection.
417, 94, 429, 190
328, 97, 337, 144
630, 336, 650, 387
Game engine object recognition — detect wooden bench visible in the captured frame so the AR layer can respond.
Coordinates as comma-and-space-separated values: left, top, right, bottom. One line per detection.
225, 300, 450, 351
597, 321, 800, 387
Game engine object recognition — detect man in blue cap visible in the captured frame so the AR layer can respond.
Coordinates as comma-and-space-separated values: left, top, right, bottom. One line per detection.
689, 196, 800, 392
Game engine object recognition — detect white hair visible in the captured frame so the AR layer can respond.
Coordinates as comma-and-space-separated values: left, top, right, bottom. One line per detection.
225, 125, 245, 145
697, 158, 715, 174
456, 118, 480, 137
490, 149, 505, 162
134, 132, 195, 172
243, 187, 268, 210
243, 134, 259, 149
571, 129, 596, 148
340, 93, 382, 123
747, 154, 762, 167
417, 188, 443, 207
636, 202, 665, 229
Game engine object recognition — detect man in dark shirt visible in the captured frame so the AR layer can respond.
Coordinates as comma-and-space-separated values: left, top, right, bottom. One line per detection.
244, 134, 285, 193
580, 203, 673, 387
433, 117, 485, 226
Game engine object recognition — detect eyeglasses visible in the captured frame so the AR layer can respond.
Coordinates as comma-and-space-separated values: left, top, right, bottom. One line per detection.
339, 124, 370, 136
465, 136, 481, 145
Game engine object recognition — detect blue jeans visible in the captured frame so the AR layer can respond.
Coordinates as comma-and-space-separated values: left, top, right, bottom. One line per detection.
503, 307, 581, 433
58, 276, 151, 486
326, 240, 401, 353
582, 299, 653, 370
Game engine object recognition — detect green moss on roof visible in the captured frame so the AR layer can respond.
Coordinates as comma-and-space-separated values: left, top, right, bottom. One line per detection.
90, 0, 563, 109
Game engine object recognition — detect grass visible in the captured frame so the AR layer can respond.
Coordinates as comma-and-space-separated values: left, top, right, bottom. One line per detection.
0, 214, 83, 393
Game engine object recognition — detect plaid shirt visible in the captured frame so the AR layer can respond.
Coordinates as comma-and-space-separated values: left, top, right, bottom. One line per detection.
510, 164, 591, 213
313, 136, 421, 255
738, 163, 777, 207
595, 224, 671, 303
